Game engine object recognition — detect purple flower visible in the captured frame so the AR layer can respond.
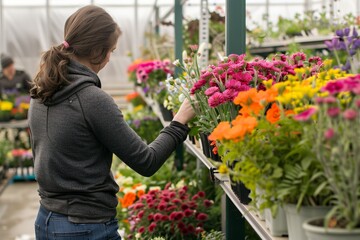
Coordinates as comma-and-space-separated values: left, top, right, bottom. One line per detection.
324, 128, 335, 140
294, 107, 317, 121
327, 107, 340, 117
344, 27, 350, 36
336, 29, 344, 37
343, 109, 357, 120
353, 27, 358, 38
208, 92, 225, 108
204, 86, 220, 96
325, 38, 340, 51
133, 119, 141, 129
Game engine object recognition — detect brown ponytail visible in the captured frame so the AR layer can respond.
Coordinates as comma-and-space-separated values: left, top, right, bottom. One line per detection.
30, 5, 121, 103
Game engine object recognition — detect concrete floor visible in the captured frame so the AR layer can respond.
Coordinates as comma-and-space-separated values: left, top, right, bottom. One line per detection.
0, 182, 39, 240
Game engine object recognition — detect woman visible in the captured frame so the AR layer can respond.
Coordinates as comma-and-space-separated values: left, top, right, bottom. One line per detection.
29, 5, 195, 240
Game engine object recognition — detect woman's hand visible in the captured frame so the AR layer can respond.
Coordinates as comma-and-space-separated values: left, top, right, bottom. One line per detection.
172, 98, 196, 125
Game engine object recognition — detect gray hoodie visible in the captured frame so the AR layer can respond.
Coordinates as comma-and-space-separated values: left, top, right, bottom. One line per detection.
28, 60, 189, 223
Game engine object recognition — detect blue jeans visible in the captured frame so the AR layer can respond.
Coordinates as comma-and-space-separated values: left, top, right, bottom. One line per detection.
35, 205, 121, 240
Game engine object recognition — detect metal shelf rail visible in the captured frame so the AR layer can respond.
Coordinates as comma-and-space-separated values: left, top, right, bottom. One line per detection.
137, 89, 288, 240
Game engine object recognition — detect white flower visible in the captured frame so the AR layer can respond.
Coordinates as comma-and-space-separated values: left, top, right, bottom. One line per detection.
182, 50, 188, 62
149, 186, 161, 191
178, 94, 185, 103
135, 233, 141, 239
135, 184, 147, 191
123, 187, 136, 194
175, 179, 185, 189
172, 59, 181, 67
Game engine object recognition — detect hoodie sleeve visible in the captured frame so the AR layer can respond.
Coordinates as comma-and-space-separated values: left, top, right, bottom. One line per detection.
78, 86, 189, 177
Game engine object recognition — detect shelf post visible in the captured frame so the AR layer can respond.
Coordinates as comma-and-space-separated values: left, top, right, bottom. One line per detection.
225, 0, 246, 239
174, 0, 184, 171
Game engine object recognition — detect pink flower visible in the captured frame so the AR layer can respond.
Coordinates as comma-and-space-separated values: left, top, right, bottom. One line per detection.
147, 213, 154, 221
195, 227, 204, 234
166, 205, 177, 212
294, 107, 317, 121
225, 79, 242, 89
291, 52, 306, 61
228, 54, 240, 62
161, 215, 169, 221
190, 79, 207, 94
327, 107, 341, 117
208, 92, 225, 107
204, 86, 220, 96
222, 89, 239, 101
322, 96, 337, 104
322, 80, 346, 95
356, 99, 360, 108
169, 212, 177, 221
196, 213, 209, 221
343, 109, 357, 120
171, 199, 181, 204
324, 128, 335, 140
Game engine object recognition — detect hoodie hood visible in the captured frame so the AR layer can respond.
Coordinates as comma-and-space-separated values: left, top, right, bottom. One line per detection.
44, 59, 101, 106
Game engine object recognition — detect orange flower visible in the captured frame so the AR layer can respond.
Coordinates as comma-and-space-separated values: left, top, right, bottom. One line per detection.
208, 121, 231, 141
224, 116, 258, 140
127, 59, 143, 73
125, 92, 140, 102
210, 140, 218, 154
137, 190, 145, 198
285, 109, 295, 116
266, 103, 281, 124
119, 192, 136, 208
132, 183, 142, 189
233, 88, 257, 106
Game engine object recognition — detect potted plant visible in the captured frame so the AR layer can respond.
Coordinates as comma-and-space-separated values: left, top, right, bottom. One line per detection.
296, 75, 360, 239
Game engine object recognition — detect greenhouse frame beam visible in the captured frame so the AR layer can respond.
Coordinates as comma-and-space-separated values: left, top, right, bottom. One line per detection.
225, 0, 246, 239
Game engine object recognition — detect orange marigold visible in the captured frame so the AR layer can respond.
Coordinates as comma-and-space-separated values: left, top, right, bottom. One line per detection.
266, 103, 281, 124
125, 92, 140, 102
208, 122, 231, 141
119, 192, 136, 208
137, 190, 145, 198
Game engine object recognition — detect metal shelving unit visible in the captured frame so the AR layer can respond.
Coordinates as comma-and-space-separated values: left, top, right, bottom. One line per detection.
137, 88, 288, 240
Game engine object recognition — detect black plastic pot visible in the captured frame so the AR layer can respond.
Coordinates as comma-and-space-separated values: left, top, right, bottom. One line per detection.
158, 103, 173, 121
199, 133, 210, 158
229, 161, 251, 204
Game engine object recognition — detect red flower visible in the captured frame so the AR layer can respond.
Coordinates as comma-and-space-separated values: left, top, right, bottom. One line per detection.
187, 225, 196, 233
196, 213, 209, 221
158, 203, 167, 211
195, 227, 204, 234
204, 199, 213, 208
147, 213, 154, 221
169, 212, 177, 221
181, 204, 189, 210
197, 191, 205, 198
192, 195, 199, 201
137, 210, 145, 219
175, 212, 185, 221
177, 221, 186, 230
184, 209, 193, 217
166, 205, 177, 212
138, 226, 145, 234
171, 199, 181, 204
148, 222, 157, 233
154, 213, 163, 222
161, 215, 169, 221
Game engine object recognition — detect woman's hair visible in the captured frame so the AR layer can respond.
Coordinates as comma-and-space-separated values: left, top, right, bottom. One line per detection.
30, 5, 121, 102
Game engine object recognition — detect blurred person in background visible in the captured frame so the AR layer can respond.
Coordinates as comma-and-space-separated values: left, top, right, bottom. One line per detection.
29, 5, 195, 240
0, 54, 31, 99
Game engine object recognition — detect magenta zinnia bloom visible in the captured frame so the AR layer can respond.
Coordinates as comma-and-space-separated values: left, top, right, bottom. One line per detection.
208, 92, 225, 107
322, 80, 346, 95
327, 107, 341, 117
324, 128, 335, 140
343, 109, 357, 120
190, 79, 207, 94
204, 86, 220, 96
222, 89, 238, 101
294, 107, 317, 121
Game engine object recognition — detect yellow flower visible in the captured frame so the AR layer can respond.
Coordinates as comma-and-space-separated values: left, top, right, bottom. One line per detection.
134, 105, 144, 112
0, 101, 13, 111
19, 103, 30, 110
218, 164, 229, 174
